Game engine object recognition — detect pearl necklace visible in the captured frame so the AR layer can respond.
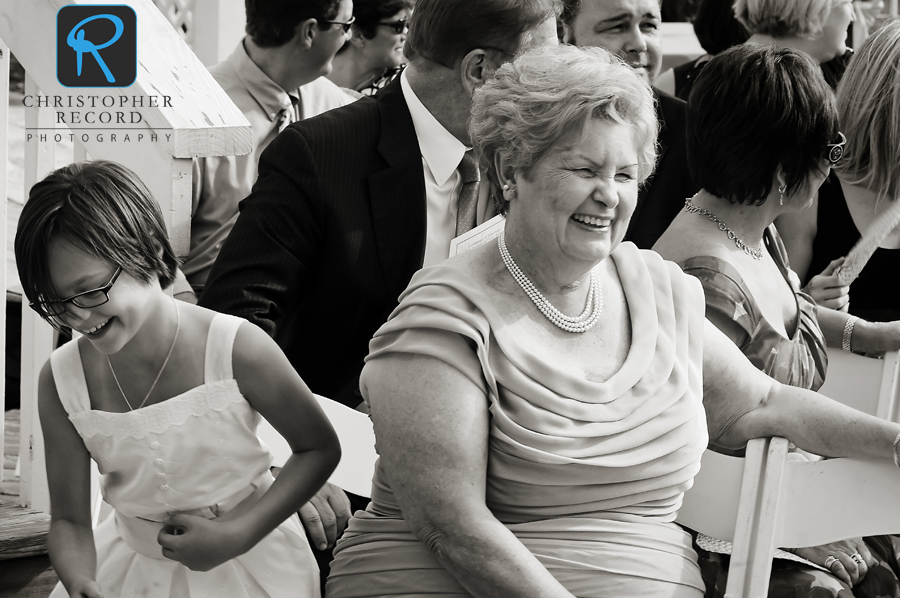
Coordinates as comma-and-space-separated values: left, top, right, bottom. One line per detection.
683, 197, 763, 260
498, 230, 603, 333
107, 297, 180, 411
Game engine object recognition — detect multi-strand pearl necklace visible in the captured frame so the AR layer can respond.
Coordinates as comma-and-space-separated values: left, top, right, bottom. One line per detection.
498, 230, 603, 333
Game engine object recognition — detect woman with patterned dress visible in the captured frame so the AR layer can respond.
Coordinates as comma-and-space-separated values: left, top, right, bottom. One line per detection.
655, 43, 900, 597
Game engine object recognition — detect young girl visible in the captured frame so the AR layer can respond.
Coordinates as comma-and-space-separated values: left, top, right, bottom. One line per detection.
15, 161, 341, 598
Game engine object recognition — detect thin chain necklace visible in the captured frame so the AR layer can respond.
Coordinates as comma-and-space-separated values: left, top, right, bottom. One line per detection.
683, 197, 763, 260
107, 297, 180, 411
498, 230, 603, 333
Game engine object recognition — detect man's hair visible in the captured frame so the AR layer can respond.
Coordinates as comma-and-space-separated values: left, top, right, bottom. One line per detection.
470, 44, 658, 215
245, 0, 343, 48
687, 43, 838, 205
15, 161, 178, 308
733, 0, 839, 38
835, 19, 900, 203
353, 0, 412, 40
404, 0, 562, 68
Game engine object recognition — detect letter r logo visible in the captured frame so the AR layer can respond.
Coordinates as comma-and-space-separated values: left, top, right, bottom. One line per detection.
57, 5, 136, 88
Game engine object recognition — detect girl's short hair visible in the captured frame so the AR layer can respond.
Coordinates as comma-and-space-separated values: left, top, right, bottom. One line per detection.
469, 44, 658, 215
15, 160, 178, 306
835, 19, 900, 203
687, 43, 838, 205
733, 0, 837, 38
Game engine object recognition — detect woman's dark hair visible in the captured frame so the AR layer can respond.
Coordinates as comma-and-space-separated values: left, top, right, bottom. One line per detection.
245, 0, 343, 47
15, 160, 178, 307
692, 0, 750, 55
687, 43, 839, 205
353, 0, 411, 40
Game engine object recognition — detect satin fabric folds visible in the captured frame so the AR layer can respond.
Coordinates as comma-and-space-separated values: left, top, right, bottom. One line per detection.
326, 243, 708, 598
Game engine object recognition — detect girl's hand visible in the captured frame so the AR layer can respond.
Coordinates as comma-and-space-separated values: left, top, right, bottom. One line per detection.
157, 514, 247, 571
802, 258, 850, 311
68, 577, 103, 598
791, 538, 876, 587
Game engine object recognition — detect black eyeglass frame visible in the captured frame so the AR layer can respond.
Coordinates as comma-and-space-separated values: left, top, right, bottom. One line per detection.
825, 131, 847, 165
377, 18, 408, 34
320, 15, 356, 33
29, 266, 123, 324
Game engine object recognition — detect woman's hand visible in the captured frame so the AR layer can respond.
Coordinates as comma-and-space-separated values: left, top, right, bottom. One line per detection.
790, 538, 877, 588
802, 258, 850, 311
158, 514, 246, 571
67, 577, 103, 598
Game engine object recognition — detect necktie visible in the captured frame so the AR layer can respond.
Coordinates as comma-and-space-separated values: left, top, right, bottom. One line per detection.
455, 150, 480, 236
277, 95, 300, 133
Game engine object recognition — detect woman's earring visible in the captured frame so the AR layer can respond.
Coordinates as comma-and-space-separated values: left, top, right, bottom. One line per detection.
778, 184, 787, 206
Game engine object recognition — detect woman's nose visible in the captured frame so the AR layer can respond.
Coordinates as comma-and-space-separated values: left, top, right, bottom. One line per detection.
63, 302, 94, 324
592, 180, 619, 209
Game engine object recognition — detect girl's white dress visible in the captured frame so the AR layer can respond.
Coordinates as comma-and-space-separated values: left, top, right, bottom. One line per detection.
48, 313, 319, 598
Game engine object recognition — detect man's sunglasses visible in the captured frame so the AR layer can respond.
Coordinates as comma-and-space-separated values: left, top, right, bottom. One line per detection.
321, 15, 356, 33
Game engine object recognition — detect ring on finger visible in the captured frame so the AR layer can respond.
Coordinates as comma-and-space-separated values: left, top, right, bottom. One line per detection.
851, 553, 865, 566
824, 555, 840, 570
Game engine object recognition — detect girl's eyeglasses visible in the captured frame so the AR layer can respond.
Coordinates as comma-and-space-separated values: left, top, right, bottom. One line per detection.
321, 15, 356, 33
825, 132, 847, 165
378, 19, 408, 34
30, 266, 122, 327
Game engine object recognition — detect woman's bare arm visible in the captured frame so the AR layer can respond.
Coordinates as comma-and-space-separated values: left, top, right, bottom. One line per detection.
365, 353, 574, 598
703, 319, 900, 458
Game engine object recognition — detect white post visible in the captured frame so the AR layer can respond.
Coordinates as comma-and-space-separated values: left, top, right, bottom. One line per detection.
19, 73, 56, 512
191, 0, 246, 66
0, 40, 9, 484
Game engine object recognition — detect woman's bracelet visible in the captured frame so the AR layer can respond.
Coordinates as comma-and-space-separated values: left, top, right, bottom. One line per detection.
842, 316, 858, 352
893, 430, 900, 468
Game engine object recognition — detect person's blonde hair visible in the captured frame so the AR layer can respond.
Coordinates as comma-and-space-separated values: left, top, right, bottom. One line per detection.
834, 19, 900, 202
733, 0, 836, 38
469, 44, 657, 214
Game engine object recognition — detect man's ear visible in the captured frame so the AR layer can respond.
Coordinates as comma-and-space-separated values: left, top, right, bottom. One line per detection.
348, 27, 366, 49
560, 20, 575, 44
295, 18, 319, 49
459, 49, 498, 97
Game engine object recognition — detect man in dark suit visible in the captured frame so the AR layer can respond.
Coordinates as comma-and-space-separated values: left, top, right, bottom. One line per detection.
559, 0, 699, 249
200, 0, 560, 565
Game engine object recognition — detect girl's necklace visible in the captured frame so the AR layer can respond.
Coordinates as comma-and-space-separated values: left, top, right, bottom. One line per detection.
683, 197, 764, 260
107, 297, 180, 411
498, 230, 603, 334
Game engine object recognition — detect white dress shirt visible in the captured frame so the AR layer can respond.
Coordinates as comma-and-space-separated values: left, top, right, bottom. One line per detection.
400, 71, 490, 267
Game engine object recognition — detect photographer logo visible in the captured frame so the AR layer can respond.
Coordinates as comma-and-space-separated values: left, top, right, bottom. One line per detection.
57, 5, 136, 87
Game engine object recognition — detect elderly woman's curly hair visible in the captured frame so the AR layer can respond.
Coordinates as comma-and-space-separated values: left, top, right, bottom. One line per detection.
469, 44, 658, 215
733, 0, 841, 38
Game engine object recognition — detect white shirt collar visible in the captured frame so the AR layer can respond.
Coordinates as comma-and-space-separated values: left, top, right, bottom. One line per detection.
400, 69, 468, 186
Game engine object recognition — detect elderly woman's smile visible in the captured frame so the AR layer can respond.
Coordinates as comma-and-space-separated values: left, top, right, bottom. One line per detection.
508, 117, 640, 267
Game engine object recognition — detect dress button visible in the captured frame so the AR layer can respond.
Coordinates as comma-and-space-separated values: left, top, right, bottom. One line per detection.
154, 458, 164, 466
150, 442, 160, 449
156, 472, 166, 479
160, 484, 169, 490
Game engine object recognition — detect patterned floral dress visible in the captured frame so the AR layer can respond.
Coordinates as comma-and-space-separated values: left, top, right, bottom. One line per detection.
681, 225, 900, 598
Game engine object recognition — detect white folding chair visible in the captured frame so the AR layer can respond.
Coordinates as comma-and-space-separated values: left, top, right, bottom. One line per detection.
256, 394, 377, 498
819, 348, 900, 423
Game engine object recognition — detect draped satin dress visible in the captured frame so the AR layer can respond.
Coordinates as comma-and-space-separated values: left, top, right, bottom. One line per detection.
326, 243, 709, 597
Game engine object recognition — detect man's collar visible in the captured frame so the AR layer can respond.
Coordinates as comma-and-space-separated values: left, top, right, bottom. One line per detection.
230, 39, 297, 123
400, 69, 468, 185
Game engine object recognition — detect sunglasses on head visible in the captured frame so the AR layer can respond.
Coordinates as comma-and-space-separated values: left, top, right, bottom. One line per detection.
378, 19, 408, 34
825, 132, 847, 165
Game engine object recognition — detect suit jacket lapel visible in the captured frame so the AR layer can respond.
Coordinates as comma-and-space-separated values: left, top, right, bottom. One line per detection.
368, 78, 428, 300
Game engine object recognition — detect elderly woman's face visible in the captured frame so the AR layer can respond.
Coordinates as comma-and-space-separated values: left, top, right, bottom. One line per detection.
511, 118, 639, 265
817, 0, 854, 61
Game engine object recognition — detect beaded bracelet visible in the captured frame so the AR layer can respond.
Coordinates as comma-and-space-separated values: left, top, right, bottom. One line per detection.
894, 430, 900, 469
842, 316, 858, 352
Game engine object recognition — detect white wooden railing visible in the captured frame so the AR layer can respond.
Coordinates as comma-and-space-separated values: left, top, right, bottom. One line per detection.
0, 0, 250, 513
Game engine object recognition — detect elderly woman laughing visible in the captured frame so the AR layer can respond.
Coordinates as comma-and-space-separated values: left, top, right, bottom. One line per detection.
324, 44, 900, 598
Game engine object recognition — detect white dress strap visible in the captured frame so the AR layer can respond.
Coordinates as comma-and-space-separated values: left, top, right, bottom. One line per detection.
49, 340, 92, 416
203, 313, 244, 384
